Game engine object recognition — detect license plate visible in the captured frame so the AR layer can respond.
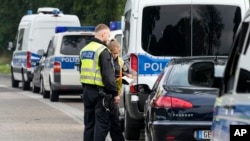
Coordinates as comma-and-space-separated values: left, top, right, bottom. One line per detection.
195, 130, 211, 140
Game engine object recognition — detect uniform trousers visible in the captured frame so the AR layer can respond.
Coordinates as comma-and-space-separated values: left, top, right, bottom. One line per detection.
82, 85, 124, 141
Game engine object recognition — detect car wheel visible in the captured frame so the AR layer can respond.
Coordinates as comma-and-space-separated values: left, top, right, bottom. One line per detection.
145, 114, 152, 141
22, 72, 30, 90
11, 71, 19, 88
124, 111, 140, 140
41, 79, 50, 98
50, 83, 59, 102
32, 78, 40, 93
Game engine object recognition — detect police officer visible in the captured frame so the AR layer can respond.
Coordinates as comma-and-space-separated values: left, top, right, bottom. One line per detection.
79, 24, 124, 141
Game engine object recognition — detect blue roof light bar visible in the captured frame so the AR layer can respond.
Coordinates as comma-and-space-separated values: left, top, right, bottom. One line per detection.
55, 26, 95, 33
110, 21, 121, 31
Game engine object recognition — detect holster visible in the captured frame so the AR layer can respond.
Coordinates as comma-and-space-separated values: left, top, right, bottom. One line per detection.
98, 88, 114, 112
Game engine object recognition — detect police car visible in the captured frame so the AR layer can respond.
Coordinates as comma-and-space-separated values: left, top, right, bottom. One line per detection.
110, 21, 122, 46
41, 26, 95, 102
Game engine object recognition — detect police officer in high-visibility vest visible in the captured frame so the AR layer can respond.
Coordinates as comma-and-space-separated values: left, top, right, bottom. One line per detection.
79, 24, 124, 141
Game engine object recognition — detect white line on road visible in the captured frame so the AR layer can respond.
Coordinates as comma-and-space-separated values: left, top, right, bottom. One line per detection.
0, 84, 83, 125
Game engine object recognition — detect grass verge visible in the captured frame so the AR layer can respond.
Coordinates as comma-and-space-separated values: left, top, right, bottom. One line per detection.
0, 51, 11, 74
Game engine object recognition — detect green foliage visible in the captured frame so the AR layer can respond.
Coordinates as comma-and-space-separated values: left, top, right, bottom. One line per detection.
0, 0, 126, 52
0, 51, 11, 74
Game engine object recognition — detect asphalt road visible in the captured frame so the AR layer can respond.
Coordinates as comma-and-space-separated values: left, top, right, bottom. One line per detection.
0, 74, 145, 141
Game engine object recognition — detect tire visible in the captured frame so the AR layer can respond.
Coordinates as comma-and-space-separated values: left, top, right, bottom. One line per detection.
11, 72, 19, 88
22, 72, 30, 90
32, 78, 40, 93
41, 78, 50, 98
124, 111, 141, 140
50, 83, 59, 102
145, 119, 152, 141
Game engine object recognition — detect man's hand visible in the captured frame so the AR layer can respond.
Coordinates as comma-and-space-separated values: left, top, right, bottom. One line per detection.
114, 95, 120, 105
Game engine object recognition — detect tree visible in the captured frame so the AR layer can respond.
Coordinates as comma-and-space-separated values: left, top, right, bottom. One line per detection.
0, 0, 126, 53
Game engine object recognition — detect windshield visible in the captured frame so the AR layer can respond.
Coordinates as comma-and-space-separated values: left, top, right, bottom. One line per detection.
142, 5, 241, 56
60, 35, 93, 55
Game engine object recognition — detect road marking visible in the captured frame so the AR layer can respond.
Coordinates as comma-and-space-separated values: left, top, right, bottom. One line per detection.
0, 84, 83, 125
20, 91, 84, 125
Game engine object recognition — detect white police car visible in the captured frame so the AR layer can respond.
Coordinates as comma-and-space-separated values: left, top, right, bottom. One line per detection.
41, 26, 95, 102
110, 21, 122, 46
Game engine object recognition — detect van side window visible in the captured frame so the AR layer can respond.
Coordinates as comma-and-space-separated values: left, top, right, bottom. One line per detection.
17, 29, 25, 50
243, 31, 250, 54
237, 69, 250, 93
123, 9, 131, 55
223, 23, 249, 95
141, 5, 242, 57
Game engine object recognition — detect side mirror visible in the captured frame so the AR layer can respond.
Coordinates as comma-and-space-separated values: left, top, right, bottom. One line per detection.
37, 49, 45, 56
134, 84, 152, 94
188, 62, 215, 87
8, 42, 14, 51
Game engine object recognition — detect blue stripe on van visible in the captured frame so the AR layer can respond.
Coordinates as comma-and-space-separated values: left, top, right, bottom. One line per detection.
12, 51, 41, 68
137, 54, 170, 75
54, 57, 79, 69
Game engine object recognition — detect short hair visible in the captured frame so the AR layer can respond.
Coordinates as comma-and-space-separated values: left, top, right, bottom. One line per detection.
95, 24, 109, 33
107, 39, 121, 51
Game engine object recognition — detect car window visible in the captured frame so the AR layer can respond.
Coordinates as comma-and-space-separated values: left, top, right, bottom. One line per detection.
47, 39, 54, 57
60, 35, 93, 55
166, 64, 190, 86
236, 69, 250, 93
152, 64, 171, 90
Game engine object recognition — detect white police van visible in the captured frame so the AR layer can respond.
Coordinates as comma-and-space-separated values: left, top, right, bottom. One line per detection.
189, 8, 250, 141
121, 0, 250, 140
9, 7, 80, 90
210, 9, 250, 141
42, 26, 95, 102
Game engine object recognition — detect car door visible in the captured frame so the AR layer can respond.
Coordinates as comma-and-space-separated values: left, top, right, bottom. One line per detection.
212, 22, 250, 141
43, 39, 55, 91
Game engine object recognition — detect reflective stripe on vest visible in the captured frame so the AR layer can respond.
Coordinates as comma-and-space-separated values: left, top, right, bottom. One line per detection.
80, 42, 106, 86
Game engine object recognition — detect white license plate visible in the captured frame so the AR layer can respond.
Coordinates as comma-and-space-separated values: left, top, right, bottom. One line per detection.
195, 130, 211, 140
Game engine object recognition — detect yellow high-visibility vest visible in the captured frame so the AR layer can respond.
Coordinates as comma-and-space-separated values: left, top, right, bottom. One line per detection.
79, 42, 106, 87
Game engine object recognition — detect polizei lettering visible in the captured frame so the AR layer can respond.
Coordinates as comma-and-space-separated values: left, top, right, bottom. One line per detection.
144, 62, 165, 72
61, 57, 79, 62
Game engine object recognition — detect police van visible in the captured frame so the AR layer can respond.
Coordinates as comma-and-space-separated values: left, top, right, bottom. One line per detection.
188, 8, 250, 141
121, 0, 250, 140
42, 26, 95, 102
9, 7, 80, 90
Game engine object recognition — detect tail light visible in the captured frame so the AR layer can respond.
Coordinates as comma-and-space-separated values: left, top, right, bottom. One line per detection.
54, 61, 61, 73
130, 54, 138, 72
153, 96, 193, 109
26, 51, 31, 68
129, 54, 138, 94
129, 85, 137, 93
166, 135, 175, 140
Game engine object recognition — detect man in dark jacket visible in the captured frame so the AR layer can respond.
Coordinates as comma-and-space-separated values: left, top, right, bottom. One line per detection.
79, 23, 124, 141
